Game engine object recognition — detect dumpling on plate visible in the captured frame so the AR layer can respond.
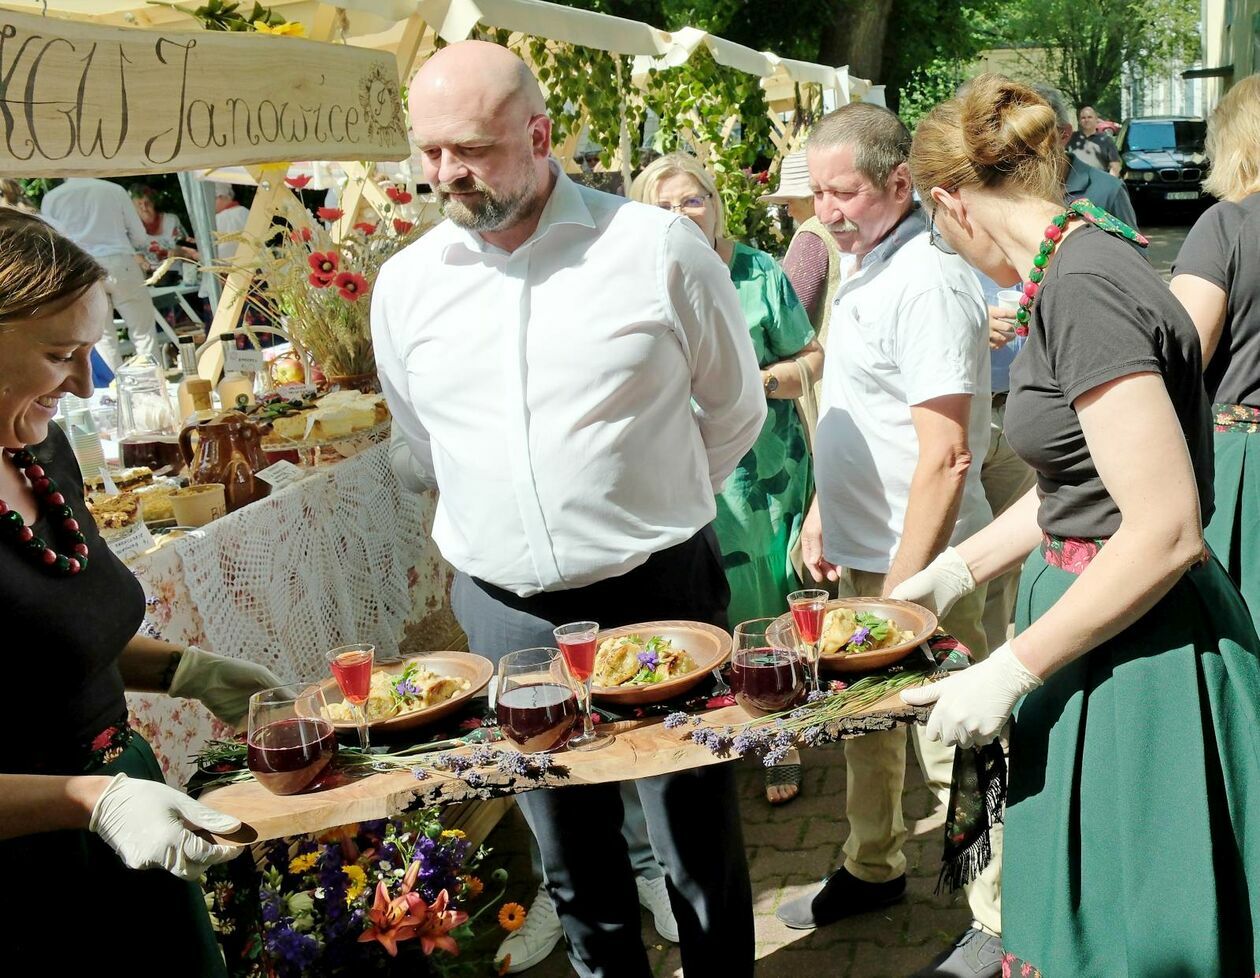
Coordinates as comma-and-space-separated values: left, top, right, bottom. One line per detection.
593, 636, 644, 686
821, 608, 860, 655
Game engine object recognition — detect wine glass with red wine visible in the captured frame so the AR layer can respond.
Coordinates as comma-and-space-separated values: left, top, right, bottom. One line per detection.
495, 647, 579, 754
731, 618, 807, 716
787, 589, 829, 692
326, 643, 376, 758
247, 683, 338, 795
553, 621, 611, 751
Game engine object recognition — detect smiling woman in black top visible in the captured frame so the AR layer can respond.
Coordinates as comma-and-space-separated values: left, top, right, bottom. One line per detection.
0, 211, 279, 972
1171, 73, 1260, 629
887, 74, 1260, 977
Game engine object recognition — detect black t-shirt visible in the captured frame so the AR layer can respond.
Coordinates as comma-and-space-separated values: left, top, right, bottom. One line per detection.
1005, 225, 1214, 539
1068, 131, 1120, 171
1171, 193, 1260, 406
0, 425, 145, 773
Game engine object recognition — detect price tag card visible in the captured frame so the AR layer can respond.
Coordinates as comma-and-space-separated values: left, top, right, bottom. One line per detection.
255, 459, 308, 490
224, 344, 266, 375
98, 466, 120, 495
105, 521, 157, 563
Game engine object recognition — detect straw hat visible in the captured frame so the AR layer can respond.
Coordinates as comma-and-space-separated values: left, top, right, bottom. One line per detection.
760, 151, 812, 202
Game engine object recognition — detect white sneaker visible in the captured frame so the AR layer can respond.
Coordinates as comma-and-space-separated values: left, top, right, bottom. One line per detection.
495, 885, 563, 974
636, 874, 680, 943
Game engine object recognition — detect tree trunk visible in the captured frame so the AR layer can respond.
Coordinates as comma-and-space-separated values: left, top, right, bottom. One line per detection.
818, 0, 896, 82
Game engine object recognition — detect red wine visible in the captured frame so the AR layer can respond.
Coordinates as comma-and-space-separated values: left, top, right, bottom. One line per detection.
496, 683, 577, 753
731, 648, 806, 714
790, 601, 826, 645
247, 717, 338, 795
557, 637, 597, 682
120, 435, 184, 475
330, 649, 373, 705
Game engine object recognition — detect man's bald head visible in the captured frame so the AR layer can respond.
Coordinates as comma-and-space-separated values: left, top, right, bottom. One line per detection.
410, 41, 554, 242
411, 40, 545, 128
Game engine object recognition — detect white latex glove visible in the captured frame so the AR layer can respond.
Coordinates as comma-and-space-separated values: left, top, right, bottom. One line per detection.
900, 643, 1042, 748
887, 547, 977, 618
89, 773, 242, 880
168, 646, 282, 727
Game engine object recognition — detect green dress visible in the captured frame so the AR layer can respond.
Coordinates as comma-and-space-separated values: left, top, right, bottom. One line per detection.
713, 242, 816, 625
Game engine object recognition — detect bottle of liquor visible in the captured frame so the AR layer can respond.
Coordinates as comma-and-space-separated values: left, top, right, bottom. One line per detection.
216, 333, 256, 411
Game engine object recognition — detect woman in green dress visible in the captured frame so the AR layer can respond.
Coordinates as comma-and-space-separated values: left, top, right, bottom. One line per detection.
893, 75, 1260, 976
632, 154, 823, 804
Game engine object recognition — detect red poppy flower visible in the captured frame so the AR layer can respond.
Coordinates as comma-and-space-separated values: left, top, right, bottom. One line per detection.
289, 227, 313, 243
285, 174, 312, 189
317, 207, 344, 222
353, 222, 378, 236
385, 186, 413, 205
334, 271, 370, 302
308, 250, 339, 286
392, 218, 414, 235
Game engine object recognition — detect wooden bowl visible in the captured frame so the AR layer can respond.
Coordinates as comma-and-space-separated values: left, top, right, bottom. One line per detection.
772, 598, 937, 674
307, 652, 493, 733
590, 621, 731, 706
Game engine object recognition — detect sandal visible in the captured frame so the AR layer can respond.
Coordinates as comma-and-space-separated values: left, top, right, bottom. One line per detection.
765, 752, 802, 806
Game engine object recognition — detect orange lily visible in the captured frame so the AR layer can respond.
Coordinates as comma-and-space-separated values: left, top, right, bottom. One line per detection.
358, 861, 426, 956
415, 889, 468, 956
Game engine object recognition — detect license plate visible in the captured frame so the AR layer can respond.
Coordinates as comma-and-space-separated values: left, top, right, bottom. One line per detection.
1166, 191, 1199, 200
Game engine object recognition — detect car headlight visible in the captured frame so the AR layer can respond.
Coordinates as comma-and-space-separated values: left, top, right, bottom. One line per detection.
1124, 171, 1141, 182
1143, 171, 1155, 182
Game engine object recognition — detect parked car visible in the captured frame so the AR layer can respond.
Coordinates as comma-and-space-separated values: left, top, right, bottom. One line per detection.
1118, 116, 1210, 209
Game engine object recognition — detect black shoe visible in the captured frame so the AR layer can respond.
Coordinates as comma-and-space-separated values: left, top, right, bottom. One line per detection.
908, 927, 1004, 978
775, 867, 906, 930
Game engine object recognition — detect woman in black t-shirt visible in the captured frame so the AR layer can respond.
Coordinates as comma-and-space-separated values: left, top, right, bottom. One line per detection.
0, 212, 279, 972
889, 75, 1260, 977
1171, 73, 1260, 630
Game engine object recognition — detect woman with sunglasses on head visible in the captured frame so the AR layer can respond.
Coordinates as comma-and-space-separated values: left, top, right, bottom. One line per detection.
0, 211, 280, 972
890, 75, 1260, 976
632, 154, 822, 805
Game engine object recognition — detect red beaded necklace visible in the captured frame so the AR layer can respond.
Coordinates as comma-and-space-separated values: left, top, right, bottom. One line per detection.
0, 447, 90, 576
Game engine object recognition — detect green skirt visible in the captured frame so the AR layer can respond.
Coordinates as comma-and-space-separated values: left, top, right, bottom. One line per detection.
1003, 548, 1260, 976
1, 734, 227, 975
714, 399, 811, 623
1205, 421, 1260, 632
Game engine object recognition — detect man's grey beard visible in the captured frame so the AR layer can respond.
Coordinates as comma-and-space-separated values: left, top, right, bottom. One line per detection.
828, 218, 859, 234
437, 175, 536, 232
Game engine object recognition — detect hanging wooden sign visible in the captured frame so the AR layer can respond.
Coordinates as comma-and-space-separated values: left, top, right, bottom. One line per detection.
0, 8, 410, 177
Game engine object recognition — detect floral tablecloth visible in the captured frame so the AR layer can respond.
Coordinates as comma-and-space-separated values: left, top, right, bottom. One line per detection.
125, 442, 449, 786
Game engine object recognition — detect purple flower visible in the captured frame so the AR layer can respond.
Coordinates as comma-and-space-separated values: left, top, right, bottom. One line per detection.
732, 728, 771, 755
469, 746, 506, 766
801, 725, 827, 747
464, 770, 489, 788
763, 745, 791, 766
849, 627, 871, 647
663, 711, 689, 729
495, 751, 533, 777
433, 751, 474, 773
637, 650, 659, 670
806, 689, 831, 702
394, 678, 421, 696
412, 766, 430, 780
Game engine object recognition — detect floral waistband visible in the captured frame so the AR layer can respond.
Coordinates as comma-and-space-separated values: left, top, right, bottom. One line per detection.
18, 716, 133, 775
1214, 402, 1260, 434
1041, 534, 1107, 574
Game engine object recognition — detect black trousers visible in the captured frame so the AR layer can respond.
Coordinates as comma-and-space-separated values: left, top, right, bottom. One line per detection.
452, 527, 753, 978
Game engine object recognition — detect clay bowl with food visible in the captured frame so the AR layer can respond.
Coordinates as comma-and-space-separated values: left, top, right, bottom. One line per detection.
304, 652, 493, 733
589, 621, 732, 706
772, 598, 937, 674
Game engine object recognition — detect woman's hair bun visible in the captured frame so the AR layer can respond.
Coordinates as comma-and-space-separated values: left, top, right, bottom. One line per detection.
959, 74, 1060, 169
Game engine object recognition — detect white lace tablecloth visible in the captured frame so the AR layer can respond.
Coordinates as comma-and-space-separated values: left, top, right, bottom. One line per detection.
126, 442, 442, 785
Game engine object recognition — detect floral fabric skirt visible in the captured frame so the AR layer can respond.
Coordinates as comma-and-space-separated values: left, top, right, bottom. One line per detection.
1002, 545, 1260, 976
0, 733, 227, 974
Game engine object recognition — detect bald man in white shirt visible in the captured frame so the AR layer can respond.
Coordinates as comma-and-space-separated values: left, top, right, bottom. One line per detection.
372, 41, 762, 978
42, 178, 161, 366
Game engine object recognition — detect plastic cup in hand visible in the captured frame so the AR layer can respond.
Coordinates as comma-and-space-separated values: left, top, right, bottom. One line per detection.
787, 589, 829, 692
496, 647, 578, 754
553, 621, 611, 750
326, 643, 375, 757
732, 618, 807, 716
995, 289, 1024, 311
247, 684, 337, 795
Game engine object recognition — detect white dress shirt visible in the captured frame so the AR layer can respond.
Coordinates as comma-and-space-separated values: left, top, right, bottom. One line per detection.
372, 164, 765, 596
40, 178, 148, 260
815, 207, 992, 573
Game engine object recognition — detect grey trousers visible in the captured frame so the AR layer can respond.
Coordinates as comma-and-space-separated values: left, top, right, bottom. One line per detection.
451, 535, 753, 978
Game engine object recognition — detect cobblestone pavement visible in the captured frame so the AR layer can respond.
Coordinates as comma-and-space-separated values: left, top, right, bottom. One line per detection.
486, 742, 974, 978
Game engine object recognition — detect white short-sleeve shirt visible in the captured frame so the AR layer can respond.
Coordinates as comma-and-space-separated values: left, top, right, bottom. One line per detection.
815, 208, 992, 573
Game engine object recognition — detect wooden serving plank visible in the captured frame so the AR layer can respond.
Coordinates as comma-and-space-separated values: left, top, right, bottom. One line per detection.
203, 690, 928, 844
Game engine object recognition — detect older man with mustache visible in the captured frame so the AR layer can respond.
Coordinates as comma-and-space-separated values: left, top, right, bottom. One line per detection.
778, 104, 1001, 978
